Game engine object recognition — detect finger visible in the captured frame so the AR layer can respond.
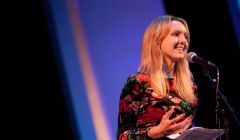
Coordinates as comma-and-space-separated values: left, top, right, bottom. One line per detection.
187, 115, 193, 122
188, 115, 193, 118
172, 117, 192, 130
162, 107, 174, 120
170, 113, 185, 124
174, 122, 191, 134
176, 118, 192, 133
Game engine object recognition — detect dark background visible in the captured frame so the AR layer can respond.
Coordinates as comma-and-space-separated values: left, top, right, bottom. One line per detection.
163, 0, 240, 140
3, 0, 74, 139
3, 0, 239, 139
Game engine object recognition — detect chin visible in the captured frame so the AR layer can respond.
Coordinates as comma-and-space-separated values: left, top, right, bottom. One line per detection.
173, 55, 184, 61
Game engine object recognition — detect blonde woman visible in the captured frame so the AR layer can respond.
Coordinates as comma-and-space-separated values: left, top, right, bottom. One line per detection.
117, 15, 198, 139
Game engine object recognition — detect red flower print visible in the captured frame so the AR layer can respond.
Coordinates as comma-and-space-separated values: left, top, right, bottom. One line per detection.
131, 101, 139, 112
120, 137, 127, 140
124, 94, 132, 101
146, 106, 165, 120
120, 131, 129, 140
135, 84, 140, 91
132, 90, 139, 96
136, 74, 149, 83
137, 106, 165, 125
140, 98, 148, 108
119, 100, 128, 113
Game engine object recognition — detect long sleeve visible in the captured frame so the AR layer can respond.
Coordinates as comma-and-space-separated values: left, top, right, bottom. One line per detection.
117, 74, 196, 140
117, 75, 151, 140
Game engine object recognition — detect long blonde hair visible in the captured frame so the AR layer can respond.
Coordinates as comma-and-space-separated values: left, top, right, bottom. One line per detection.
138, 15, 197, 106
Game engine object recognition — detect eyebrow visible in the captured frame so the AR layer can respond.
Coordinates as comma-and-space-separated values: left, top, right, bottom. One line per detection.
171, 29, 187, 34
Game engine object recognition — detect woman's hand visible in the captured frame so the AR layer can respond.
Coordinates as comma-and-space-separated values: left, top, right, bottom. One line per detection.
147, 107, 193, 139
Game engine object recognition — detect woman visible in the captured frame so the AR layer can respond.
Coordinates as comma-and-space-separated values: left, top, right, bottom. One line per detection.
117, 15, 198, 139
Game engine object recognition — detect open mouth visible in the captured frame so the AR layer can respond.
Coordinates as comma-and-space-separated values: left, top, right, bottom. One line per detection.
175, 47, 184, 53
174, 44, 186, 53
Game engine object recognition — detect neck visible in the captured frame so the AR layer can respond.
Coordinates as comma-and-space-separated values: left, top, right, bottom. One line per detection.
163, 61, 175, 78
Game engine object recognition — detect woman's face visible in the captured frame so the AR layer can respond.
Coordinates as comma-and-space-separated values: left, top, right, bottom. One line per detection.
160, 20, 189, 64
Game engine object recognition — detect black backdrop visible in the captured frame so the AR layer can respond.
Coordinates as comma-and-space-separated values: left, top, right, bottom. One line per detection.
3, 0, 239, 139
163, 0, 240, 140
4, 0, 74, 139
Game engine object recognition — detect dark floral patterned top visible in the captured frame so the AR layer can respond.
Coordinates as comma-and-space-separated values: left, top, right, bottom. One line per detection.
117, 72, 197, 140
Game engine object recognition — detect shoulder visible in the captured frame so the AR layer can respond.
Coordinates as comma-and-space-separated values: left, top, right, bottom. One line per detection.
126, 72, 150, 84
120, 72, 151, 98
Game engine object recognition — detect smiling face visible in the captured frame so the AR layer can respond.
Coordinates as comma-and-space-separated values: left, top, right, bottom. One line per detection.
160, 20, 189, 66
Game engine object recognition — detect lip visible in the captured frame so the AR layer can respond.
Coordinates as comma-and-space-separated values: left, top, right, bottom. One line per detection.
175, 47, 184, 52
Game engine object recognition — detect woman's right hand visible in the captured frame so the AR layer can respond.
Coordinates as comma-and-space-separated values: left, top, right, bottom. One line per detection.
147, 107, 193, 139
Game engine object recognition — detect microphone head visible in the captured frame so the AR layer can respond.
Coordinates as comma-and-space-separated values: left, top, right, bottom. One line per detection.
187, 52, 197, 63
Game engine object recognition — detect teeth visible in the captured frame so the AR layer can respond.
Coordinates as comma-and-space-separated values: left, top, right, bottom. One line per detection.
176, 48, 183, 51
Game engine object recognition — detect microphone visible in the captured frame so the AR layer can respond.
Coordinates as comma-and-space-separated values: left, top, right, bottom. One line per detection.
187, 52, 216, 67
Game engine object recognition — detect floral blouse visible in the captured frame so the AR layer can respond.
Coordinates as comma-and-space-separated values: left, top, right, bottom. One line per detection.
117, 72, 197, 140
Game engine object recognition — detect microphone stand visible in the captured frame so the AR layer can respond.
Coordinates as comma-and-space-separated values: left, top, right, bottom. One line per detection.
203, 65, 240, 140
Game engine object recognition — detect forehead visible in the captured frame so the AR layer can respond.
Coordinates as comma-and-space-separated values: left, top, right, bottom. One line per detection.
170, 20, 187, 32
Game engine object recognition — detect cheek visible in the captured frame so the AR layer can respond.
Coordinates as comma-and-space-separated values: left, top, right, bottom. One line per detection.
160, 40, 168, 51
185, 41, 189, 47
162, 37, 176, 46
174, 37, 180, 44
185, 43, 189, 50
167, 36, 179, 46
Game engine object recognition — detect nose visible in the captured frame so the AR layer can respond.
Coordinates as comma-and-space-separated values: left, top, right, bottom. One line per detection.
178, 34, 187, 46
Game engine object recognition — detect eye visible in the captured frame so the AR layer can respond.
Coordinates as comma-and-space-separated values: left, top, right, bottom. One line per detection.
184, 34, 188, 39
172, 32, 180, 36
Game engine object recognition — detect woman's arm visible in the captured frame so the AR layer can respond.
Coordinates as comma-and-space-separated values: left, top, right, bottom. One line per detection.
117, 75, 151, 140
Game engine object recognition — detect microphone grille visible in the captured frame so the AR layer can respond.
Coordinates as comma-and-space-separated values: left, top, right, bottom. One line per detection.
187, 52, 197, 63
